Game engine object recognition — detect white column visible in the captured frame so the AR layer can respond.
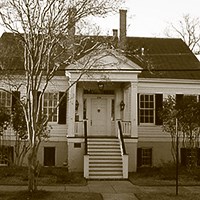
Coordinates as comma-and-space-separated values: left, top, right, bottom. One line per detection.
130, 82, 138, 138
84, 155, 89, 178
122, 154, 129, 178
67, 82, 77, 137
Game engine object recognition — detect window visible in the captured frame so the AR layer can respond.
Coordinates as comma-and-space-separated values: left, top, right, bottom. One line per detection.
0, 146, 14, 166
0, 91, 11, 112
44, 147, 55, 166
181, 148, 200, 167
184, 95, 197, 102
139, 94, 154, 124
137, 148, 152, 167
43, 93, 58, 122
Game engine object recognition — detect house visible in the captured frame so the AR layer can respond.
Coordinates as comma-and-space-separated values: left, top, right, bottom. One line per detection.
0, 9, 200, 179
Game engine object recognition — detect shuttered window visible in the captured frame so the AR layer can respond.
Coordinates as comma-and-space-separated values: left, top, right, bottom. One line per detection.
43, 92, 67, 124
0, 91, 11, 113
139, 94, 154, 124
138, 94, 163, 125
43, 92, 58, 122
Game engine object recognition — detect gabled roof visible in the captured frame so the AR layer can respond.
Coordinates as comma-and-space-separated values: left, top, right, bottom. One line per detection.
67, 47, 142, 72
1, 33, 200, 80
126, 37, 200, 79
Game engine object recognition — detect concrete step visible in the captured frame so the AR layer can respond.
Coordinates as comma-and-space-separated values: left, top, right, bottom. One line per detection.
88, 175, 123, 179
87, 137, 124, 179
88, 149, 121, 153
89, 161, 123, 165
89, 170, 123, 174
88, 152, 121, 156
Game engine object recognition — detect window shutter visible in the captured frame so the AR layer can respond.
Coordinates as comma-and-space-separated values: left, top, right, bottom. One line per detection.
12, 91, 20, 111
149, 148, 153, 166
58, 92, 66, 124
197, 148, 200, 166
155, 94, 163, 125
137, 148, 142, 168
176, 94, 183, 108
181, 148, 187, 166
137, 93, 140, 125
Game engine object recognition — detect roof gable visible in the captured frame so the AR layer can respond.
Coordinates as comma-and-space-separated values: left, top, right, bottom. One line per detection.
67, 47, 142, 72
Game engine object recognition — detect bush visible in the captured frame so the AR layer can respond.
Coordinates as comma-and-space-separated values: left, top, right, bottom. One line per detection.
187, 167, 200, 181
136, 167, 160, 177
0, 166, 28, 178
158, 161, 176, 180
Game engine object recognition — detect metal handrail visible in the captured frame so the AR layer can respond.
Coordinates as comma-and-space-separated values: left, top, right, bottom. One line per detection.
84, 120, 88, 155
117, 120, 127, 155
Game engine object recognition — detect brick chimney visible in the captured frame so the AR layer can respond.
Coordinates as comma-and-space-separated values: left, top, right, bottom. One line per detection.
113, 29, 118, 37
68, 7, 76, 37
68, 7, 76, 54
119, 9, 127, 50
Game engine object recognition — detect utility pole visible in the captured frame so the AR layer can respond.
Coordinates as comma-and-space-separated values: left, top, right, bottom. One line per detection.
176, 118, 179, 195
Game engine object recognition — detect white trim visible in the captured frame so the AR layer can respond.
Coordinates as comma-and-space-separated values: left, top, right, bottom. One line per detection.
139, 78, 200, 84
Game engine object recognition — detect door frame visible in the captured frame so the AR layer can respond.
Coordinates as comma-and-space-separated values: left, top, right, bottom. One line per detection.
84, 94, 115, 137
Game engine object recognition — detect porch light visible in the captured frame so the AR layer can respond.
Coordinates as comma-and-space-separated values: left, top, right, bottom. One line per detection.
98, 82, 104, 91
75, 100, 79, 111
120, 100, 125, 111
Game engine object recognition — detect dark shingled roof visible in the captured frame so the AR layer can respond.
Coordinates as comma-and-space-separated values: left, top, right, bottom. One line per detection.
1, 33, 200, 79
126, 37, 200, 79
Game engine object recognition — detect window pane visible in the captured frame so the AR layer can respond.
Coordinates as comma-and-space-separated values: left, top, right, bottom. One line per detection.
139, 94, 154, 124
140, 102, 144, 108
43, 92, 58, 122
140, 95, 144, 101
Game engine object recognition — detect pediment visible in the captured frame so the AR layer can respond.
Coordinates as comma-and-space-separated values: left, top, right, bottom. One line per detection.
66, 47, 142, 73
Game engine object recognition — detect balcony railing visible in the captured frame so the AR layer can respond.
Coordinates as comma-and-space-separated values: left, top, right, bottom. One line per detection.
74, 121, 84, 137
120, 120, 131, 136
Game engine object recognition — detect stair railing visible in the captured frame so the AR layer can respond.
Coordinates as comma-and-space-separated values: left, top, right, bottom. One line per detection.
117, 120, 128, 179
117, 120, 126, 155
84, 120, 88, 155
83, 119, 89, 178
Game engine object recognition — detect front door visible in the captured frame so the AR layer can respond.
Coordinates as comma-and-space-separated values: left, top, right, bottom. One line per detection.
87, 96, 113, 136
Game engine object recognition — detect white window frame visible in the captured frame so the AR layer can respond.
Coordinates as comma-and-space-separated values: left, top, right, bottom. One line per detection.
139, 94, 155, 125
0, 91, 12, 113
43, 92, 58, 123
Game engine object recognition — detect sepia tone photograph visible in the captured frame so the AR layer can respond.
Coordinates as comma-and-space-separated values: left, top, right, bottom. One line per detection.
0, 0, 200, 199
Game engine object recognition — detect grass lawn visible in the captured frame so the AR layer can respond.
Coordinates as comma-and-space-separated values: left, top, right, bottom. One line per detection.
0, 191, 103, 200
129, 164, 200, 186
0, 167, 86, 185
135, 193, 200, 200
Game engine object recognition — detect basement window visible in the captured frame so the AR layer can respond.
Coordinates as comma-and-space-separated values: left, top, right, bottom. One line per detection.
44, 147, 55, 166
74, 143, 81, 148
137, 148, 152, 167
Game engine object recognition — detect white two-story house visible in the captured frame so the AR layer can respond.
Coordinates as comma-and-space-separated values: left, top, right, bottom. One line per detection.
0, 10, 200, 179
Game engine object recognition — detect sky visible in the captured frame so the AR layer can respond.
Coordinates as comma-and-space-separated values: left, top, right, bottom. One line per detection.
0, 0, 200, 37
94, 0, 200, 37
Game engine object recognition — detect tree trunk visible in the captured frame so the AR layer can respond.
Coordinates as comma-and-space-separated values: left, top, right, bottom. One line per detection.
28, 147, 38, 192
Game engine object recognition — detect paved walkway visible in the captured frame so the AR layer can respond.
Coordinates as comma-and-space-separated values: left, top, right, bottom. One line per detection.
1, 181, 200, 200
0, 181, 139, 200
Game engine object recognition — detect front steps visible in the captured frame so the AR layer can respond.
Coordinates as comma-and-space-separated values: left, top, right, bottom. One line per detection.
87, 138, 123, 179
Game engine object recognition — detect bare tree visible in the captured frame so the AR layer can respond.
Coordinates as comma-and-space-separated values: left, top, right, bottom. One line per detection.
0, 0, 123, 192
159, 95, 200, 166
165, 14, 200, 54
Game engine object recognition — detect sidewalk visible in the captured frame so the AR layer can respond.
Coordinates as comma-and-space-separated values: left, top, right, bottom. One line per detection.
1, 181, 200, 200
0, 180, 139, 200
